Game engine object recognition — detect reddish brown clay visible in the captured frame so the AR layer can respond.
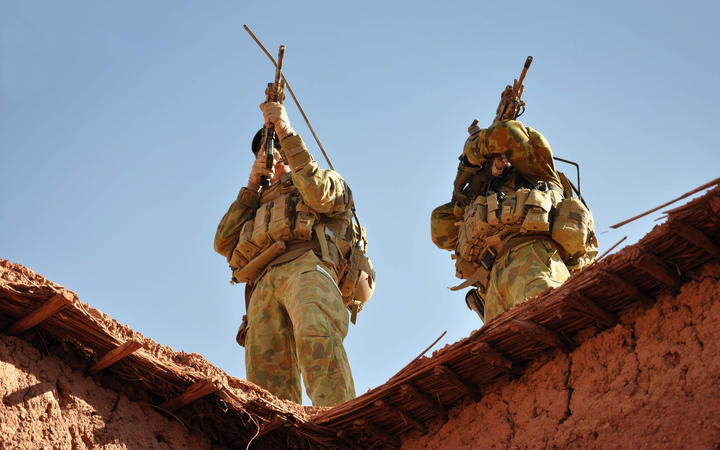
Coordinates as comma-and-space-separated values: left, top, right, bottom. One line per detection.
0, 333, 212, 449
401, 263, 720, 449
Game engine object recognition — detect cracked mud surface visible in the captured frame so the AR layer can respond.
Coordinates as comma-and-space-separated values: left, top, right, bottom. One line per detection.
401, 263, 720, 449
0, 334, 211, 449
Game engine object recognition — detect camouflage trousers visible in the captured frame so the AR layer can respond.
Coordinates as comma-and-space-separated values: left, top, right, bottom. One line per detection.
245, 250, 356, 406
483, 240, 570, 322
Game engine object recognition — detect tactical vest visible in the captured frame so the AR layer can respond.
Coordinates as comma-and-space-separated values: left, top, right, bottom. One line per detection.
452, 167, 595, 290
228, 174, 374, 309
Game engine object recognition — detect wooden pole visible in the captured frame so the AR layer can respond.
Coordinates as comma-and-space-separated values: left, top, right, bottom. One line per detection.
434, 365, 480, 402
374, 400, 426, 433
160, 379, 221, 412
5, 291, 73, 335
611, 177, 720, 229
630, 250, 682, 291
565, 292, 618, 328
599, 270, 654, 308
89, 339, 143, 375
510, 319, 572, 353
471, 342, 514, 371
670, 220, 720, 259
400, 383, 447, 419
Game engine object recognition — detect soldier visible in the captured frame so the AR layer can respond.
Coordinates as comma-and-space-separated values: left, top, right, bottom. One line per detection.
431, 119, 598, 322
214, 101, 373, 406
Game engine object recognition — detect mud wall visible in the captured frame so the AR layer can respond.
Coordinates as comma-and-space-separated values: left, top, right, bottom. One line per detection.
0, 334, 211, 449
401, 263, 720, 449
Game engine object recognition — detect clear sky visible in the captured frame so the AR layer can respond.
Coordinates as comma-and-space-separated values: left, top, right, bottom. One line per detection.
2, 1, 719, 405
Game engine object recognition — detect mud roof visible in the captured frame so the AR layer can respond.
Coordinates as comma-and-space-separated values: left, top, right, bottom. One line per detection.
1, 181, 718, 448
0, 260, 336, 448
310, 181, 720, 447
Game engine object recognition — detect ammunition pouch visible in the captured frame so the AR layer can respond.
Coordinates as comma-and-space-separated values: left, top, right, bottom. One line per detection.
551, 197, 592, 257
230, 176, 375, 324
337, 223, 376, 318
521, 188, 553, 232
236, 314, 248, 347
453, 178, 598, 291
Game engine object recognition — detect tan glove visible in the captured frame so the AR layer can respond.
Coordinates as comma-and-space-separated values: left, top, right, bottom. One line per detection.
452, 162, 480, 206
247, 149, 275, 190
259, 102, 295, 140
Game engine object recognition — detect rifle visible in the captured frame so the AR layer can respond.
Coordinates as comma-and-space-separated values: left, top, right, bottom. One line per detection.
259, 45, 286, 189
493, 56, 533, 123
243, 24, 335, 171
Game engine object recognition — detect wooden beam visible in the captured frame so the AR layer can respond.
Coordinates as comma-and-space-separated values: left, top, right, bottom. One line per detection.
565, 292, 618, 328
434, 364, 480, 402
630, 249, 682, 291
5, 291, 73, 335
255, 415, 287, 438
599, 270, 654, 308
335, 430, 359, 449
470, 341, 520, 376
353, 419, 400, 448
400, 383, 447, 419
374, 400, 426, 433
670, 219, 720, 259
510, 319, 572, 353
709, 195, 720, 215
89, 339, 143, 374
159, 379, 220, 412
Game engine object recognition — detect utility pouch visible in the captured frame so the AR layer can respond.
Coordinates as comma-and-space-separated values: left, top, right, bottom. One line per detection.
236, 220, 260, 261
268, 194, 294, 242
472, 196, 491, 235
251, 202, 273, 249
339, 246, 373, 299
455, 256, 476, 280
522, 189, 552, 232
501, 194, 516, 224
513, 188, 531, 223
457, 223, 472, 261
352, 222, 369, 253
229, 249, 249, 271
232, 241, 286, 283
552, 197, 591, 256
236, 315, 248, 347
486, 193, 500, 226
294, 202, 316, 241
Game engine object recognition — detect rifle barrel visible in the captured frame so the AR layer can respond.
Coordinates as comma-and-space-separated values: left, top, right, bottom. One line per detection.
516, 56, 533, 89
273, 45, 285, 95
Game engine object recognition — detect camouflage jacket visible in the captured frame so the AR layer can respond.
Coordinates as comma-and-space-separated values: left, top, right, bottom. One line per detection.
431, 120, 597, 272
431, 120, 562, 251
463, 120, 562, 189
214, 133, 353, 265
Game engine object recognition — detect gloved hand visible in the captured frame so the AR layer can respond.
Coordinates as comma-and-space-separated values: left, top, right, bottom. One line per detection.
259, 102, 295, 140
247, 149, 275, 190
452, 161, 479, 206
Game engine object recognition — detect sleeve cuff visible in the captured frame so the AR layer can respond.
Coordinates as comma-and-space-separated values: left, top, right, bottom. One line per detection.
280, 134, 314, 172
237, 187, 260, 209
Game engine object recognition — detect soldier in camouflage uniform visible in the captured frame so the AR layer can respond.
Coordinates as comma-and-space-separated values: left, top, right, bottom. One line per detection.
431, 119, 597, 322
214, 102, 356, 406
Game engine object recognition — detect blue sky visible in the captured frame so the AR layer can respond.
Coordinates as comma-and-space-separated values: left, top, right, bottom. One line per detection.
2, 1, 719, 404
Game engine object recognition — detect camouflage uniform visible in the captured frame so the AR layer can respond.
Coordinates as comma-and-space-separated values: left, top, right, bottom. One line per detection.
431, 120, 595, 322
215, 133, 356, 406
